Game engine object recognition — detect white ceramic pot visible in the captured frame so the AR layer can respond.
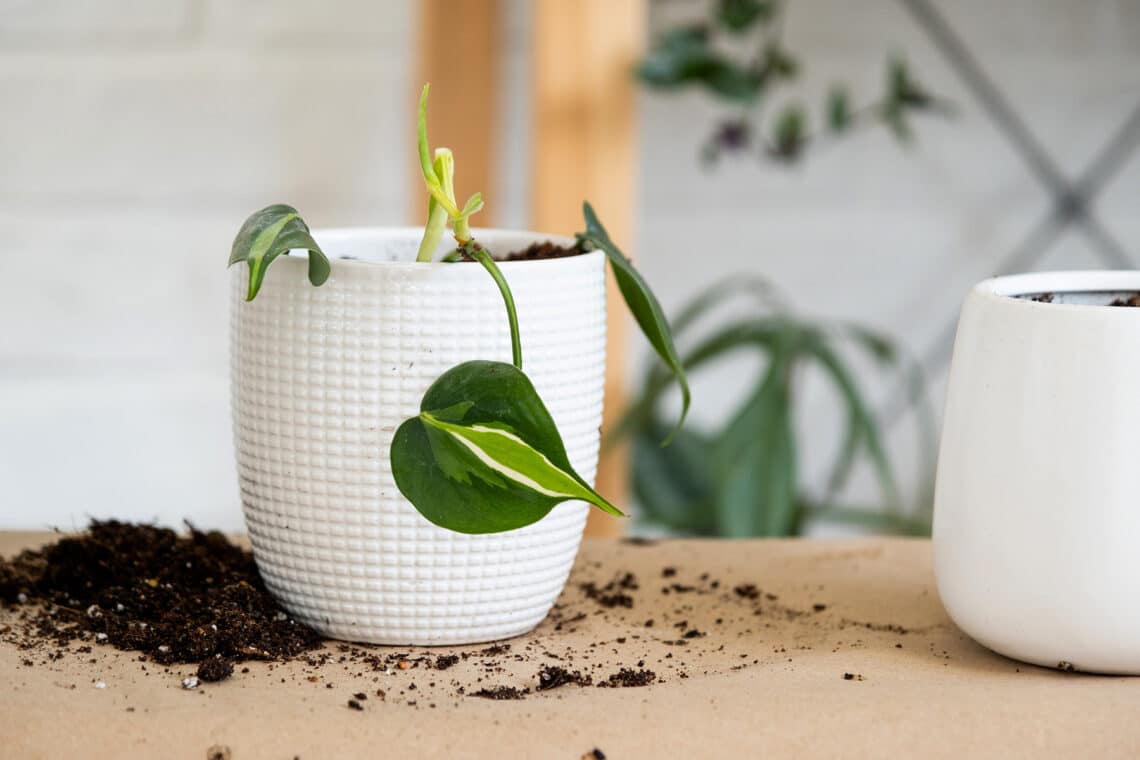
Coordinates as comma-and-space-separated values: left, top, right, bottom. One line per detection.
230, 228, 606, 645
934, 271, 1140, 674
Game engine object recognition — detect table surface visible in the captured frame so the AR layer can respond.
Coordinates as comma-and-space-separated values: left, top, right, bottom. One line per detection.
2, 532, 1137, 759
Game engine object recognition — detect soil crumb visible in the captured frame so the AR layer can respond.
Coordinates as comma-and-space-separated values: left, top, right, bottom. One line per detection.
536, 665, 592, 691
0, 521, 322, 666
598, 668, 656, 688
1108, 294, 1140, 307
197, 657, 235, 683
469, 685, 530, 700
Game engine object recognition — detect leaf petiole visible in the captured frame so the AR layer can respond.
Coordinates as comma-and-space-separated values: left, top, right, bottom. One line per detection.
461, 240, 523, 371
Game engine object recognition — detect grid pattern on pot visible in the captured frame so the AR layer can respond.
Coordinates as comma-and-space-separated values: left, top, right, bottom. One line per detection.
231, 250, 607, 644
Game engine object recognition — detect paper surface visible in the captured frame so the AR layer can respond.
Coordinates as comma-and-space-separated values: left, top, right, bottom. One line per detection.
2, 534, 1137, 759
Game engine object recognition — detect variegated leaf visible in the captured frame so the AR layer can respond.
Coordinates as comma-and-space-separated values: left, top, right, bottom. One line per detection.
390, 361, 622, 534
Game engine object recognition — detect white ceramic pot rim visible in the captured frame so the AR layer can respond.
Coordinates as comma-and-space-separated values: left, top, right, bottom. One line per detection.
974, 270, 1140, 310
293, 225, 587, 271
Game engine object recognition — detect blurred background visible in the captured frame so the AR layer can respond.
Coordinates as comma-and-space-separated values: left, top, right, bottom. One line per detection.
2, 0, 1139, 536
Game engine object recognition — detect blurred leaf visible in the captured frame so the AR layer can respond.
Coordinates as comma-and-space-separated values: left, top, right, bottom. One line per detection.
716, 0, 776, 32
837, 323, 897, 365
615, 274, 932, 538
805, 336, 900, 510
827, 86, 851, 133
771, 105, 807, 159
632, 421, 718, 535
671, 275, 783, 333
714, 357, 798, 536
637, 23, 765, 103
804, 502, 929, 535
761, 44, 799, 80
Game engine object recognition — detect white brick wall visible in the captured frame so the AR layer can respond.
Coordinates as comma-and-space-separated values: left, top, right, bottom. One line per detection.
0, 0, 414, 530
3, 0, 1138, 531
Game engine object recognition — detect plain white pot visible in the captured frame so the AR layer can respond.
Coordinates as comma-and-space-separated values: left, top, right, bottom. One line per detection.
934, 271, 1140, 674
230, 228, 606, 645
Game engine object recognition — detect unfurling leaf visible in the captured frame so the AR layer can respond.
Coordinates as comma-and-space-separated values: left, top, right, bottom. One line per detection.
228, 204, 330, 301
391, 361, 622, 534
577, 203, 691, 442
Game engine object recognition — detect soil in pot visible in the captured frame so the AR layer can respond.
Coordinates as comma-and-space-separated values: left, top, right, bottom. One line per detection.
1020, 291, 1140, 306
500, 241, 583, 262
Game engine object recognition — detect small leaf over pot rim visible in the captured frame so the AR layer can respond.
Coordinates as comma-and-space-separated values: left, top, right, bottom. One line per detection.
229, 204, 330, 301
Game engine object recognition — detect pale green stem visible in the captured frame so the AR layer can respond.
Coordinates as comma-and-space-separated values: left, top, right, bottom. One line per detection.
462, 240, 522, 370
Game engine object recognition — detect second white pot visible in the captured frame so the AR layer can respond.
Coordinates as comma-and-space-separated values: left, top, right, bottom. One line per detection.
934, 271, 1140, 674
231, 228, 607, 645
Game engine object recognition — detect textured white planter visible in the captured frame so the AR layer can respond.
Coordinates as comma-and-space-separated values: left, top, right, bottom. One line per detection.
934, 271, 1140, 674
230, 228, 606, 645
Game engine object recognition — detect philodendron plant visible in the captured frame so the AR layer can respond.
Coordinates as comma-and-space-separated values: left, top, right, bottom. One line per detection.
229, 84, 689, 535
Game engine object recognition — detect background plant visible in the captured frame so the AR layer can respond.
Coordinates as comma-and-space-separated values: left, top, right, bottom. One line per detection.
617, 276, 936, 537
637, 0, 950, 165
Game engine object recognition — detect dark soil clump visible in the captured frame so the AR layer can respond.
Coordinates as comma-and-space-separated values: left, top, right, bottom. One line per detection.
1109, 294, 1140, 307
0, 521, 322, 666
470, 685, 529, 700
502, 241, 583, 262
598, 668, 656, 688
580, 573, 639, 609
197, 657, 235, 682
536, 665, 592, 691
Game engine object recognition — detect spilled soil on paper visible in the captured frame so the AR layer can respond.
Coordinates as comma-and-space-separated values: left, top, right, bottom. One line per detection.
1, 523, 945, 707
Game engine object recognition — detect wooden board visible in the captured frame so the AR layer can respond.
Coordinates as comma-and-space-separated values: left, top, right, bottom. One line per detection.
532, 0, 645, 536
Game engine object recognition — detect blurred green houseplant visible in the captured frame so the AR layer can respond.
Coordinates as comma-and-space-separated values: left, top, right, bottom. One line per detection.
618, 278, 936, 537
624, 0, 945, 536
638, 0, 950, 165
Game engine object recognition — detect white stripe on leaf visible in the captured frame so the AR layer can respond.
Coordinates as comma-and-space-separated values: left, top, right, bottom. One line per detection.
421, 413, 623, 516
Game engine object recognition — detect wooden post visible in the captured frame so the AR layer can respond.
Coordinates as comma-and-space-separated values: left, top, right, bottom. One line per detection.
532, 0, 644, 536
413, 0, 501, 226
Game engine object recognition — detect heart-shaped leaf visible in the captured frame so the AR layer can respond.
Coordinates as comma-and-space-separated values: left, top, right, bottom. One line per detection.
578, 203, 690, 442
229, 204, 330, 301
391, 361, 622, 534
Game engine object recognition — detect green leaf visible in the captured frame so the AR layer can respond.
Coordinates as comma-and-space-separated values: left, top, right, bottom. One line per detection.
417, 84, 438, 186
827, 86, 851, 133
636, 24, 765, 103
714, 357, 798, 536
760, 44, 798, 80
716, 0, 775, 32
578, 203, 690, 442
228, 204, 330, 301
390, 361, 622, 534
804, 335, 900, 511
771, 105, 806, 160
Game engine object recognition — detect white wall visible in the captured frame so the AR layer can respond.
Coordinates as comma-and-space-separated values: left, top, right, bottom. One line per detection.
0, 0, 414, 530
635, 0, 1140, 518
3, 0, 1139, 531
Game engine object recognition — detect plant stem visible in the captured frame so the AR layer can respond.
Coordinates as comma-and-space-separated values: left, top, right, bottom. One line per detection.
461, 240, 523, 370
